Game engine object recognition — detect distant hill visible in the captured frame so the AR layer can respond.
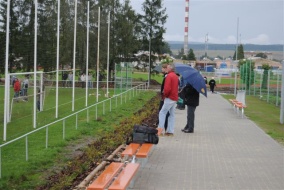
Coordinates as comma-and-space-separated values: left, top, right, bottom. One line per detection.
168, 41, 283, 52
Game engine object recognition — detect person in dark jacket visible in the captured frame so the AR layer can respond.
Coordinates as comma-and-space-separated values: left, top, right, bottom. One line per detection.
204, 76, 208, 84
181, 84, 200, 133
208, 77, 216, 93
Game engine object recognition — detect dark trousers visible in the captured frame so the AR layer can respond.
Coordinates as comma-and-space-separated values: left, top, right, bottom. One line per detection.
185, 105, 196, 131
158, 100, 169, 131
210, 86, 215, 93
81, 81, 85, 88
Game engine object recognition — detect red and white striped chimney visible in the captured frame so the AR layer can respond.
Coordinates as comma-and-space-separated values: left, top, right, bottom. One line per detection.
184, 0, 190, 54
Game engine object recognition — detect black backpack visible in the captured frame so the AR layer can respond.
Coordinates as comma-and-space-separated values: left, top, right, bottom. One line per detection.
126, 124, 159, 145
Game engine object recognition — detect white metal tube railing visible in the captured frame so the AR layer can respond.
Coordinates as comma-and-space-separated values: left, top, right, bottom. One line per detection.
0, 83, 147, 178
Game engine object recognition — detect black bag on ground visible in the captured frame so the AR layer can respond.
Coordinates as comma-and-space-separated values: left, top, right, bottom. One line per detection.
127, 124, 159, 145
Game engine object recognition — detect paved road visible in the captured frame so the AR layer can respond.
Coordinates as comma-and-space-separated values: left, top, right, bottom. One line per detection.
133, 93, 284, 190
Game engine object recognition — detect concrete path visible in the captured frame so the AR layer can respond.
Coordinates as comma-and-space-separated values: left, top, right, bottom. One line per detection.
133, 93, 284, 190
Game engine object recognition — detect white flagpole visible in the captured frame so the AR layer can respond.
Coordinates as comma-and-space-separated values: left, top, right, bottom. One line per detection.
72, 0, 78, 111
106, 12, 110, 97
33, 0, 38, 128
3, 0, 11, 141
85, 1, 90, 106
96, 7, 100, 102
55, 0, 60, 118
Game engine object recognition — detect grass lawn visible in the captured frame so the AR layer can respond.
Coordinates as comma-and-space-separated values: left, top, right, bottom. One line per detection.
0, 86, 121, 141
0, 84, 157, 189
222, 94, 284, 146
132, 72, 164, 84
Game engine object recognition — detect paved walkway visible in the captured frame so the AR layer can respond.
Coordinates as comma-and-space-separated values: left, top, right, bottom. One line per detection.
133, 93, 284, 190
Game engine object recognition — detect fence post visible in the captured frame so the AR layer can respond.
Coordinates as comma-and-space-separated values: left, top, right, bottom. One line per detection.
0, 147, 2, 178
76, 114, 78, 130
87, 109, 89, 122
63, 120, 65, 140
109, 98, 112, 112
46, 127, 49, 148
103, 102, 105, 115
26, 136, 28, 161
267, 71, 270, 103
95, 105, 98, 120
276, 73, 280, 106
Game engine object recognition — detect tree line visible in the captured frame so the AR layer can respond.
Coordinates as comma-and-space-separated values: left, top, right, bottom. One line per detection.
0, 0, 171, 78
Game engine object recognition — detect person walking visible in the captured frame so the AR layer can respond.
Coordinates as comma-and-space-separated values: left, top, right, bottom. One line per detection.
209, 77, 216, 93
158, 64, 179, 136
181, 84, 200, 133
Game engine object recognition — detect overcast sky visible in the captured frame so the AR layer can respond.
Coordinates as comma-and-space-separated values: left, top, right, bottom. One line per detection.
130, 0, 284, 45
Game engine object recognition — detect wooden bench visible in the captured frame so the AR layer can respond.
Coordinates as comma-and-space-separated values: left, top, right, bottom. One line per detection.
87, 162, 139, 190
234, 102, 247, 118
229, 99, 247, 118
87, 128, 161, 190
121, 143, 140, 162
121, 143, 154, 167
121, 128, 162, 166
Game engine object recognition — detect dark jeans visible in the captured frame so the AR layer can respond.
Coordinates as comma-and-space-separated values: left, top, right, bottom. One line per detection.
210, 86, 215, 93
158, 100, 169, 131
185, 105, 196, 131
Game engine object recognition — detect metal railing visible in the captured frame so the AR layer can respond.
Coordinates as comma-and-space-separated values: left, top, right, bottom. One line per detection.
202, 69, 282, 106
0, 83, 147, 178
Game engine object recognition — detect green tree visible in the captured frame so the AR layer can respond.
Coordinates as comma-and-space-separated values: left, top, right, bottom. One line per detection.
261, 64, 271, 89
0, 32, 4, 73
139, 0, 167, 77
239, 59, 255, 90
255, 52, 267, 59
159, 41, 172, 54
233, 44, 244, 60
177, 48, 184, 59
187, 48, 196, 60
113, 0, 139, 63
0, 0, 20, 72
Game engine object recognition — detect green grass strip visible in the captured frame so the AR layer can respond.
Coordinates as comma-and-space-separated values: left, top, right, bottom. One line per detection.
222, 94, 284, 146
0, 90, 157, 189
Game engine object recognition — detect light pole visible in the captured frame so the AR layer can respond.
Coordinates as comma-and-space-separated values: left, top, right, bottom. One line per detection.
148, 35, 151, 88
234, 17, 239, 96
204, 33, 208, 71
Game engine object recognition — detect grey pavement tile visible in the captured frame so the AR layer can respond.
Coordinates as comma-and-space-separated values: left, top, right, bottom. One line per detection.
133, 93, 284, 190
